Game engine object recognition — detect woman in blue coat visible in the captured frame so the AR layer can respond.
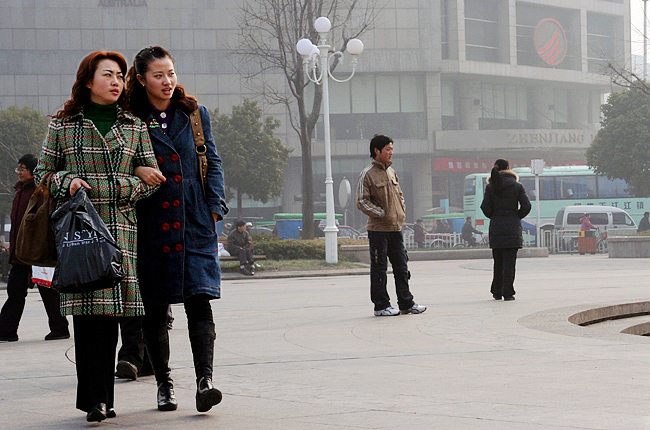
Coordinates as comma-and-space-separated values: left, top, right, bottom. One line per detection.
126, 46, 228, 413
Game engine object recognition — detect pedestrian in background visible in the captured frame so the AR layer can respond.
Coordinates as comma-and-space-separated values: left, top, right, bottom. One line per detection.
126, 46, 228, 413
0, 154, 69, 343
357, 134, 426, 317
480, 158, 531, 301
227, 220, 255, 276
413, 219, 426, 249
638, 212, 650, 233
35, 51, 160, 422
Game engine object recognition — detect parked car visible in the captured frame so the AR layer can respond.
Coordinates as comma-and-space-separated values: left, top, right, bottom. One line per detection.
337, 225, 361, 239
249, 226, 275, 235
316, 222, 362, 239
554, 205, 637, 233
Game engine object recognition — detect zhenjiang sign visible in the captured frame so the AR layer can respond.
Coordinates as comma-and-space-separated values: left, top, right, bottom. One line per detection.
508, 131, 591, 145
434, 129, 596, 151
98, 0, 147, 6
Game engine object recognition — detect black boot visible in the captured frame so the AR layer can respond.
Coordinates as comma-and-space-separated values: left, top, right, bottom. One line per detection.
196, 376, 222, 412
143, 327, 178, 411
189, 322, 222, 412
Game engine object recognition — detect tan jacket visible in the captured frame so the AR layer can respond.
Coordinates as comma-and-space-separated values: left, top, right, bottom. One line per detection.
356, 159, 406, 232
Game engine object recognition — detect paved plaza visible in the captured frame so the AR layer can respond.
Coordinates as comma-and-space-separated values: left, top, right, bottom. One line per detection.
1, 254, 650, 429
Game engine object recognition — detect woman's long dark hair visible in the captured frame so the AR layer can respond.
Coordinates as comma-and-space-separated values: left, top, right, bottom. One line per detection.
490, 158, 510, 195
125, 46, 198, 121
54, 51, 128, 119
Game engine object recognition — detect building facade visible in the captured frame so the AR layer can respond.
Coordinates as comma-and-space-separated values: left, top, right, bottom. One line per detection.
0, 0, 630, 228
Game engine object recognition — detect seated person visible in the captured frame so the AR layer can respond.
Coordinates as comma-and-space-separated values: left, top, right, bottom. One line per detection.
226, 220, 255, 276
435, 220, 453, 233
461, 216, 483, 246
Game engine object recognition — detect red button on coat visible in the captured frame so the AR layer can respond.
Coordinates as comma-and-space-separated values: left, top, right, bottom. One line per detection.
175, 244, 183, 252
162, 246, 171, 253
174, 175, 182, 183
170, 154, 179, 162
157, 156, 164, 164
162, 223, 171, 231
172, 222, 181, 230
172, 200, 181, 207
162, 201, 170, 209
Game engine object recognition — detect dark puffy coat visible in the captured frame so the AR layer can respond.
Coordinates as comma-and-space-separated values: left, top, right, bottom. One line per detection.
480, 170, 531, 249
137, 105, 228, 305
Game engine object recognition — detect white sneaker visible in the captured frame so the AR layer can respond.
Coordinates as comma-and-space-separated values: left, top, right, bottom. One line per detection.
374, 306, 399, 316
400, 303, 426, 315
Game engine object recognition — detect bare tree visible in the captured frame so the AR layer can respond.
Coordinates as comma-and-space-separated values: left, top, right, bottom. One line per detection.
233, 0, 381, 238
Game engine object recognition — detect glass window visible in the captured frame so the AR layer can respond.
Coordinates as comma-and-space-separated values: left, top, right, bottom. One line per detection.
517, 87, 528, 121
597, 176, 632, 198
554, 208, 565, 226
553, 89, 568, 123
539, 177, 555, 200
566, 213, 582, 225
400, 76, 424, 113
481, 84, 494, 118
612, 212, 634, 226
441, 81, 455, 117
464, 177, 476, 196
351, 75, 375, 113
376, 76, 400, 113
555, 176, 596, 199
590, 213, 608, 225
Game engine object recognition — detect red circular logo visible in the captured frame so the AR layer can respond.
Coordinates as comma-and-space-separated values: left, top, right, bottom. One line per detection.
534, 18, 567, 66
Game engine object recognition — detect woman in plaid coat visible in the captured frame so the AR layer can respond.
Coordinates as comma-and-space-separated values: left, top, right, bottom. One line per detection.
34, 51, 160, 422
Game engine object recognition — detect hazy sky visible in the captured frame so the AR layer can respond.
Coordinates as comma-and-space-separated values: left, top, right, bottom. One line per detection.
631, 0, 647, 57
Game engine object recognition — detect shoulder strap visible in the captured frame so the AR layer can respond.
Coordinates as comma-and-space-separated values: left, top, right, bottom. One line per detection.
189, 109, 208, 195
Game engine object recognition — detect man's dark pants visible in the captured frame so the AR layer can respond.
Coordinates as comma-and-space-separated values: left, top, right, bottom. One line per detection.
368, 231, 414, 311
228, 247, 254, 266
490, 248, 518, 297
0, 264, 68, 337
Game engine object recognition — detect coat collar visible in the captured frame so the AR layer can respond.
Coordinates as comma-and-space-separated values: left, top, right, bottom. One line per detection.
147, 108, 190, 146
486, 169, 519, 183
64, 105, 137, 124
372, 158, 392, 170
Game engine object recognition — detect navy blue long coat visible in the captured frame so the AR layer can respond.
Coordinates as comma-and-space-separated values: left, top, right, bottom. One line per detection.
137, 105, 228, 305
480, 170, 531, 249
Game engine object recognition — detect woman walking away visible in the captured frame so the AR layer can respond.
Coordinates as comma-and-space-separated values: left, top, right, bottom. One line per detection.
126, 46, 228, 413
480, 159, 531, 301
35, 51, 160, 422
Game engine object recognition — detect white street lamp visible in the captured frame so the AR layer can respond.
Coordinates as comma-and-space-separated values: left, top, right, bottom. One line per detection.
296, 17, 364, 264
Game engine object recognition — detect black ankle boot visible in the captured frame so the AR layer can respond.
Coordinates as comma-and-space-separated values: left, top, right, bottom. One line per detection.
196, 376, 222, 412
157, 380, 178, 411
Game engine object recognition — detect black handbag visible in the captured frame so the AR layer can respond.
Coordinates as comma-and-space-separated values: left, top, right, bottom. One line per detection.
51, 188, 125, 293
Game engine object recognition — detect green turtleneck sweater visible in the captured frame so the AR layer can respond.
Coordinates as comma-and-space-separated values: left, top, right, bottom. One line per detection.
85, 101, 118, 137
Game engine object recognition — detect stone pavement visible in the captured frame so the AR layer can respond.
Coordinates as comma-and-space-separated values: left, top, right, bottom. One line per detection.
1, 254, 650, 429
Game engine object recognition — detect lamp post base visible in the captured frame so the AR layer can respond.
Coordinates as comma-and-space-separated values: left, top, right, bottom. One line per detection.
324, 229, 338, 264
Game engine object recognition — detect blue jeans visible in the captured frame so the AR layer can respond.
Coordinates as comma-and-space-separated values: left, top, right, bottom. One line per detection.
368, 231, 415, 311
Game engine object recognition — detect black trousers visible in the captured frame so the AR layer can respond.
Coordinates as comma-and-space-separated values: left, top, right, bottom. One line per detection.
490, 248, 519, 297
368, 231, 414, 311
228, 247, 254, 266
0, 264, 68, 337
73, 315, 119, 412
117, 316, 145, 370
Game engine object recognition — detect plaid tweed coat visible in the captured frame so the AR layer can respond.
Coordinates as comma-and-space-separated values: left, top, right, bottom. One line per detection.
35, 107, 159, 317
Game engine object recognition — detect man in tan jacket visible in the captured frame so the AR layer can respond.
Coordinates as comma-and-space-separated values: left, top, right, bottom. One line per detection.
356, 134, 426, 316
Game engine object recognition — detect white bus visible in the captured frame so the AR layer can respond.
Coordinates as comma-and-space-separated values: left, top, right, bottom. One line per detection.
463, 165, 648, 233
